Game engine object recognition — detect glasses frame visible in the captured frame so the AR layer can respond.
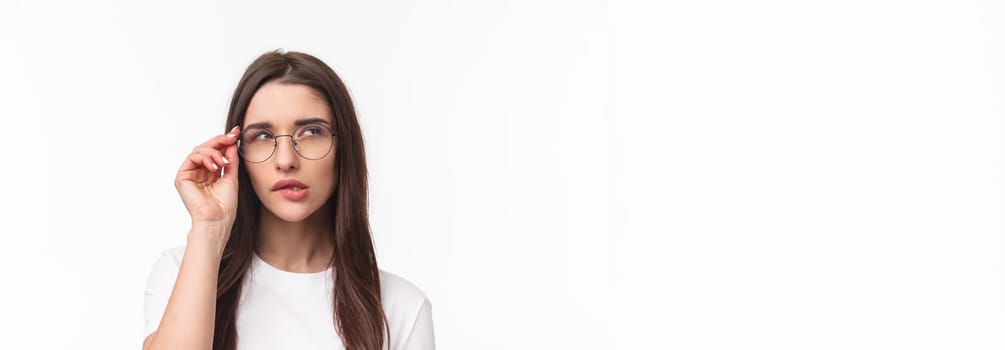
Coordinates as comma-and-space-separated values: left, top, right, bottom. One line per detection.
237, 124, 338, 163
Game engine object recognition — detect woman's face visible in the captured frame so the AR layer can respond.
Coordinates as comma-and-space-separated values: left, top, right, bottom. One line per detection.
242, 82, 337, 223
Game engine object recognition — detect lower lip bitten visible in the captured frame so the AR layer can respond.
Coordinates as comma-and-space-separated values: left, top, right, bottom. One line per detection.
279, 187, 309, 200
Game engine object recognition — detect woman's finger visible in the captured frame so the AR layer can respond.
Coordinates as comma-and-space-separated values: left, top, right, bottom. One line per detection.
176, 153, 213, 185
178, 151, 208, 174
198, 126, 241, 150
202, 157, 220, 174
221, 143, 240, 181
193, 147, 227, 169
176, 127, 241, 180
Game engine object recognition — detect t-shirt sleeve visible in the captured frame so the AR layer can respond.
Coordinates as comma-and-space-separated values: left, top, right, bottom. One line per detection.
143, 248, 182, 339
399, 297, 435, 350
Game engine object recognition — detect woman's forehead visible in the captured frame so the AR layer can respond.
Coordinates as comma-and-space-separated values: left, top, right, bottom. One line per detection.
244, 83, 333, 129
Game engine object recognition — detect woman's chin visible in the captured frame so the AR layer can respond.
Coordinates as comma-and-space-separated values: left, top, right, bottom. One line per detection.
264, 204, 317, 223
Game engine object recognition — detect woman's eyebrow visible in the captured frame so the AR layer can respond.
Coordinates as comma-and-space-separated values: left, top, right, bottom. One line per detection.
245, 118, 331, 130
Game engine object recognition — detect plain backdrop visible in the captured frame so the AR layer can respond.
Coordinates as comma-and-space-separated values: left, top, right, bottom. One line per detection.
1, 0, 1004, 349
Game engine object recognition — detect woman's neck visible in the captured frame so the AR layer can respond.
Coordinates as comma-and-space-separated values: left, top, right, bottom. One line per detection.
255, 206, 334, 273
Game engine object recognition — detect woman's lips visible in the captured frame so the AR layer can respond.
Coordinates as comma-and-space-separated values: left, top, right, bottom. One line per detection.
272, 178, 309, 191
272, 178, 309, 200
278, 187, 309, 201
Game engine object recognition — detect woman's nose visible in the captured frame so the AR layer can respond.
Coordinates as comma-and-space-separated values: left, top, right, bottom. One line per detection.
273, 136, 299, 171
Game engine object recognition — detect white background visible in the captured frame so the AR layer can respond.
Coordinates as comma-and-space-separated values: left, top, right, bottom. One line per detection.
1, 0, 1003, 349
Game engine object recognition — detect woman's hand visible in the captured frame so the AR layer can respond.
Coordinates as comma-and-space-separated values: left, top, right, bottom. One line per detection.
174, 126, 242, 234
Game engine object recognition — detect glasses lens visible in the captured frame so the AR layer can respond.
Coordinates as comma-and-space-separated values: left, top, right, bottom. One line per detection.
239, 130, 275, 163
294, 124, 334, 159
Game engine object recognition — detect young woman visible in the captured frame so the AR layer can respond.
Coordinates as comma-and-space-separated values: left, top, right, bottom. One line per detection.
142, 50, 435, 350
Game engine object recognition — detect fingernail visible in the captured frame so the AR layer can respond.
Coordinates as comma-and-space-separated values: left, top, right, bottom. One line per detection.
222, 156, 229, 164
212, 163, 219, 170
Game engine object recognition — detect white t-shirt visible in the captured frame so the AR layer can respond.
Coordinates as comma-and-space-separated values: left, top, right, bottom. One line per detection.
143, 246, 435, 350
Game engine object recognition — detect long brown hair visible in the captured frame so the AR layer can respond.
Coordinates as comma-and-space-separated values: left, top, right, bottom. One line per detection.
214, 50, 388, 350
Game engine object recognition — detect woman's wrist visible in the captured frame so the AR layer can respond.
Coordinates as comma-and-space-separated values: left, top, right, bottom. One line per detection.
188, 221, 232, 255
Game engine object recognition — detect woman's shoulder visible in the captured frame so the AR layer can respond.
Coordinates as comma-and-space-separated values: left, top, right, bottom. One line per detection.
149, 247, 430, 306
162, 245, 187, 261
378, 269, 429, 302
377, 268, 431, 316
378, 269, 435, 347
148, 245, 186, 271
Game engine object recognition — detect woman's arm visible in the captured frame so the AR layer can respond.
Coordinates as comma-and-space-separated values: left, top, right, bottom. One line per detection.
146, 127, 240, 349
143, 224, 229, 350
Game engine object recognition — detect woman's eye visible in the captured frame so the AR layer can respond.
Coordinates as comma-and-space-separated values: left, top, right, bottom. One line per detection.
252, 132, 274, 141
300, 127, 323, 137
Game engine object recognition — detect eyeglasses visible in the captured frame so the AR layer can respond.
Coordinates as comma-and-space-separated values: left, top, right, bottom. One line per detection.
237, 124, 337, 163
